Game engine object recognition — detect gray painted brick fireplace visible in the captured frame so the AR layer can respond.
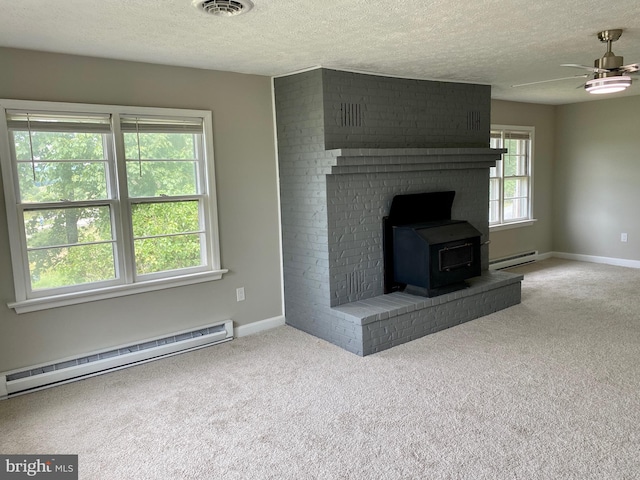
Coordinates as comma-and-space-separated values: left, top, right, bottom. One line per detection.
274, 68, 522, 355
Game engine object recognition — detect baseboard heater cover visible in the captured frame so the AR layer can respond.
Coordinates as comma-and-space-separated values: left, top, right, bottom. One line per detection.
489, 250, 538, 270
0, 319, 233, 399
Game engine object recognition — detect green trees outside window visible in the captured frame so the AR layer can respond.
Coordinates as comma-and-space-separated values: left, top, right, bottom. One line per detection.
489, 127, 533, 226
6, 109, 210, 293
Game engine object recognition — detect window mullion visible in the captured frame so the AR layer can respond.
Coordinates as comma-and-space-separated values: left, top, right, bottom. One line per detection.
130, 194, 204, 204
110, 114, 135, 284
19, 199, 114, 210
500, 132, 505, 225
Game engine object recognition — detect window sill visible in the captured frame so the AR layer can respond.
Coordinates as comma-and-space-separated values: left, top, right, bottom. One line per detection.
489, 219, 537, 232
8, 269, 229, 314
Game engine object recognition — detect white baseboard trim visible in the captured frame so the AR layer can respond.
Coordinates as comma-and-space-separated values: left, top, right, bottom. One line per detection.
551, 252, 640, 269
235, 315, 286, 338
538, 251, 554, 261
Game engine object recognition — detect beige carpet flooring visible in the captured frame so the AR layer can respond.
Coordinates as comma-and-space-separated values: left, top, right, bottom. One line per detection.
1, 258, 639, 479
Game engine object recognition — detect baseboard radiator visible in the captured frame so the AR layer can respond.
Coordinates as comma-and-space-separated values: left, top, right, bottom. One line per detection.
0, 319, 233, 399
489, 250, 538, 270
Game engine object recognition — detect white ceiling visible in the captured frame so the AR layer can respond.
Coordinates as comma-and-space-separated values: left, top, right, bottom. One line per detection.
1, 0, 640, 105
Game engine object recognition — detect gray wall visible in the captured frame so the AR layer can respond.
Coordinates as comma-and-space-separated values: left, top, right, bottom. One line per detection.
554, 95, 640, 260
490, 95, 640, 264
489, 100, 556, 260
0, 47, 283, 372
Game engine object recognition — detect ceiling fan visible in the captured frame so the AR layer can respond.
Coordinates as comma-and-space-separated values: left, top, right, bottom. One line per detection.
513, 29, 639, 94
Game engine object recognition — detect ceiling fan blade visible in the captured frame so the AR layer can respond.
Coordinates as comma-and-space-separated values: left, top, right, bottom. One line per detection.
561, 63, 609, 74
621, 63, 639, 73
511, 74, 588, 88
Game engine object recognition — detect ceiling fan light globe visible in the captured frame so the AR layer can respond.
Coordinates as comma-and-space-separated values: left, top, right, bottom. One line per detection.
585, 76, 632, 94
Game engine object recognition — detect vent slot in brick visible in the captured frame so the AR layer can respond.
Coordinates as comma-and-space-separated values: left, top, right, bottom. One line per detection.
467, 111, 481, 131
340, 103, 362, 127
347, 270, 366, 296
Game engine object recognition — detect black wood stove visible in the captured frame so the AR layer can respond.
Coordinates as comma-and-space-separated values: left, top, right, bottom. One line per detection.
383, 191, 482, 297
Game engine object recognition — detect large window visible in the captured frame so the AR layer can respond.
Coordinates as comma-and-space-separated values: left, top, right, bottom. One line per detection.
489, 126, 534, 228
0, 100, 225, 313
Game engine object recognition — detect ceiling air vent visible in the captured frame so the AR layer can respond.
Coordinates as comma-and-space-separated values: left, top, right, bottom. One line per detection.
193, 0, 254, 17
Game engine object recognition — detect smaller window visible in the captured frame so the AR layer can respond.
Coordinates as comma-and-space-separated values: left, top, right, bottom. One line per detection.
489, 126, 534, 227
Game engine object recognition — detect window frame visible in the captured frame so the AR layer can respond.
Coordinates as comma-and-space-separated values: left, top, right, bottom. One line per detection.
489, 124, 536, 231
0, 99, 227, 314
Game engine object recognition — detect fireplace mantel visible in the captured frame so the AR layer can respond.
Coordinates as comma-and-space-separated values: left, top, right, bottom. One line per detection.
328, 147, 506, 157
325, 148, 506, 175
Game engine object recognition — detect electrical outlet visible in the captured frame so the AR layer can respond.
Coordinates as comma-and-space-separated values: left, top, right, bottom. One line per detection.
236, 287, 245, 302
621, 233, 628, 243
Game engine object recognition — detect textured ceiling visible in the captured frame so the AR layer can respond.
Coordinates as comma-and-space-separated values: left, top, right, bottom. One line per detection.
1, 0, 640, 105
